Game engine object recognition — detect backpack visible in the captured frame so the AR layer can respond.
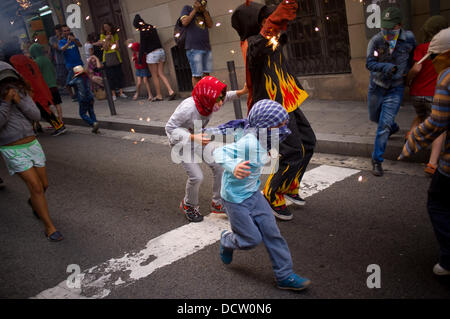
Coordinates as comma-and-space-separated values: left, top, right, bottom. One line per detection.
173, 17, 187, 49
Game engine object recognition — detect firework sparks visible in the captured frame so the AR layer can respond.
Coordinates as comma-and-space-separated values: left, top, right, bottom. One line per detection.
358, 176, 363, 182
131, 128, 135, 133
268, 36, 279, 51
111, 44, 117, 50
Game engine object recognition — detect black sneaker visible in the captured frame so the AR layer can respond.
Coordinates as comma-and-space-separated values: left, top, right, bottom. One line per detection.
285, 194, 306, 206
271, 204, 293, 221
0, 177, 4, 189
180, 200, 203, 222
372, 159, 383, 177
52, 126, 67, 136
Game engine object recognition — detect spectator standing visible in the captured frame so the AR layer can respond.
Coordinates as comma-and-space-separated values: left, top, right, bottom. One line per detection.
133, 15, 176, 101
180, 0, 213, 87
129, 42, 153, 101
29, 43, 64, 123
59, 25, 84, 101
48, 25, 68, 91
406, 15, 448, 176
399, 27, 450, 276
100, 22, 127, 101
366, 7, 416, 176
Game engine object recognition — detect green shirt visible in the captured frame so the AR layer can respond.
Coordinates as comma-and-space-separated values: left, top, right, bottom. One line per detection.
100, 33, 122, 63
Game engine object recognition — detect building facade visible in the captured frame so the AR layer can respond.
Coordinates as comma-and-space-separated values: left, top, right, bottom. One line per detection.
3, 0, 449, 101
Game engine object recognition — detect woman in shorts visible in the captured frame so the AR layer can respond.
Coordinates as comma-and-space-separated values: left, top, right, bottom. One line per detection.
0, 61, 63, 242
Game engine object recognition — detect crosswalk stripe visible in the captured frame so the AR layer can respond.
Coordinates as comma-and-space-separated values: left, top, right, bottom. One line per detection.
32, 164, 359, 299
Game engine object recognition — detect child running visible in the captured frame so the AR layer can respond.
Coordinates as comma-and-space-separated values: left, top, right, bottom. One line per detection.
68, 65, 99, 133
0, 61, 63, 241
165, 76, 247, 222
212, 99, 311, 291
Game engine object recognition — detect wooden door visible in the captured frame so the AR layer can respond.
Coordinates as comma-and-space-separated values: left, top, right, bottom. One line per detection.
88, 0, 134, 87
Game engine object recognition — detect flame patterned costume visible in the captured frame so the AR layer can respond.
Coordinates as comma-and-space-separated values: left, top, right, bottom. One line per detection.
232, 0, 316, 208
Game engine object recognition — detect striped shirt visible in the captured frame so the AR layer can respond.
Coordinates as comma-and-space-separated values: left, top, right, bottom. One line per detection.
400, 67, 450, 177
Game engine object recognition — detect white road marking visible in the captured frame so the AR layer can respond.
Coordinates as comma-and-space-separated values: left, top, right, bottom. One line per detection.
33, 165, 359, 299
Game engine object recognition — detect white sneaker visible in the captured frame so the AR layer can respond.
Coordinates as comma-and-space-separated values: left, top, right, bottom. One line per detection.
433, 263, 450, 276
112, 95, 117, 101
119, 93, 127, 99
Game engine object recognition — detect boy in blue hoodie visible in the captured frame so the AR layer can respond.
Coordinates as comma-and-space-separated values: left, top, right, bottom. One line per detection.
211, 99, 311, 291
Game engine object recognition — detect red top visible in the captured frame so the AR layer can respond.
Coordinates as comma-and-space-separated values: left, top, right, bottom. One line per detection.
130, 42, 147, 70
410, 43, 438, 97
10, 54, 54, 111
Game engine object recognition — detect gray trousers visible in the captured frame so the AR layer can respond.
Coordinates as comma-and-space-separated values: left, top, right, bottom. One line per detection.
181, 144, 223, 207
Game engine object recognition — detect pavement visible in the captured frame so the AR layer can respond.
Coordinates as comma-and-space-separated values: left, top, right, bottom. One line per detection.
59, 93, 428, 162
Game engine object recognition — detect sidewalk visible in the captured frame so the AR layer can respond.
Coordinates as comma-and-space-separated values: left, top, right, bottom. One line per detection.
59, 95, 428, 162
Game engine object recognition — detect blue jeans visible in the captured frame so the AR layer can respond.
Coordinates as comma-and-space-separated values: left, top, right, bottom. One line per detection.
368, 85, 404, 163
222, 191, 294, 281
79, 100, 97, 126
185, 49, 212, 77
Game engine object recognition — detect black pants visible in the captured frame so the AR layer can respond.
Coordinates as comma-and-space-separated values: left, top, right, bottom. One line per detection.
104, 64, 124, 91
263, 107, 316, 207
427, 170, 450, 270
35, 102, 64, 130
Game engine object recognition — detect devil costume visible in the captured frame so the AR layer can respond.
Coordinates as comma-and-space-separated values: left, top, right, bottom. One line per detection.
232, 0, 316, 211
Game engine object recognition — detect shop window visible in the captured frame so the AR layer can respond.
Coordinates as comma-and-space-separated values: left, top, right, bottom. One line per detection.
266, 0, 351, 76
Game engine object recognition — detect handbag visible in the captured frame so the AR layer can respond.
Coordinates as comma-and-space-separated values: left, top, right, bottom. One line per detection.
104, 51, 121, 66
94, 87, 106, 100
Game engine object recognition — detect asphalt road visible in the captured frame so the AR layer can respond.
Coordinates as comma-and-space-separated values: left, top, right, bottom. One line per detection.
0, 129, 449, 300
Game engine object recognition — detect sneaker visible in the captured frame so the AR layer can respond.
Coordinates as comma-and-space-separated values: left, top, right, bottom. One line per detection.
119, 93, 128, 99
433, 263, 450, 276
371, 159, 383, 177
180, 200, 203, 222
277, 274, 311, 291
211, 200, 226, 214
52, 126, 67, 136
271, 204, 293, 221
219, 230, 233, 264
92, 122, 100, 134
112, 95, 117, 101
285, 193, 306, 206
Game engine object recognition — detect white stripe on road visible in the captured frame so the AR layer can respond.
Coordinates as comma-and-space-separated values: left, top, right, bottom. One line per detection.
33, 165, 359, 299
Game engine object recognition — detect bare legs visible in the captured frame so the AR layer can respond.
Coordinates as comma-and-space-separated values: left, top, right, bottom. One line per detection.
148, 61, 175, 99
18, 166, 57, 236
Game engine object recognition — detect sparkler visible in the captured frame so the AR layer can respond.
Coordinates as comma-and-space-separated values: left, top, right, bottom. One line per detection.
111, 44, 117, 50
267, 36, 279, 51
131, 128, 135, 133
358, 176, 363, 182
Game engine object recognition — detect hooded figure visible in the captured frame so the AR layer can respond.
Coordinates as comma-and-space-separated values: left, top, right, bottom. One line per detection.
192, 76, 227, 116
129, 42, 148, 71
29, 43, 57, 91
230, 0, 316, 217
133, 14, 163, 64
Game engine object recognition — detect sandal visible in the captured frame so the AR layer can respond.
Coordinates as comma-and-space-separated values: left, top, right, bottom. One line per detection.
45, 230, 64, 242
147, 96, 154, 101
132, 94, 139, 101
424, 163, 437, 175
167, 92, 177, 101
151, 97, 163, 102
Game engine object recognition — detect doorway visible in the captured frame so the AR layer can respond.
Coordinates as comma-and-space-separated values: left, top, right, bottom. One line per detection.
87, 0, 134, 87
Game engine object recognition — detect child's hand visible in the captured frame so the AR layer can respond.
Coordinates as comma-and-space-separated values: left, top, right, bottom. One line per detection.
191, 133, 211, 146
5, 88, 20, 104
234, 161, 251, 179
237, 83, 248, 97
